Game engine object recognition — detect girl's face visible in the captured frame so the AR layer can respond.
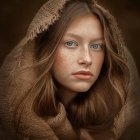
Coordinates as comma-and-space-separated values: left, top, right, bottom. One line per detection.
52, 14, 105, 94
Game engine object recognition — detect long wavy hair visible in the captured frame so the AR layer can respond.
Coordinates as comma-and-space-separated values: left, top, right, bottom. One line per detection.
15, 0, 130, 136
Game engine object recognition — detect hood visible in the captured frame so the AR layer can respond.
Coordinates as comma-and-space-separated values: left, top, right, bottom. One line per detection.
0, 0, 140, 139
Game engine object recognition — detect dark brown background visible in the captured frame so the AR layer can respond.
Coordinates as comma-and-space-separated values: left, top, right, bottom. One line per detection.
0, 0, 140, 74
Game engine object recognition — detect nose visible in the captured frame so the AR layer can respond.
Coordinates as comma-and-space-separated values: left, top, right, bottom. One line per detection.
78, 47, 92, 66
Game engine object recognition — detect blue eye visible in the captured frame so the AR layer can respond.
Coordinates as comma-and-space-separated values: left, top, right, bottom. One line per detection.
64, 41, 78, 48
90, 44, 104, 51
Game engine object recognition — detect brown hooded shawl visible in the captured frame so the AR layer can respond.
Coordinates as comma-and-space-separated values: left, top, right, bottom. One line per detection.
0, 0, 140, 139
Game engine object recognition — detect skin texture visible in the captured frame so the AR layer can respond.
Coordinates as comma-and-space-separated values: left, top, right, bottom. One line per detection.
52, 14, 105, 105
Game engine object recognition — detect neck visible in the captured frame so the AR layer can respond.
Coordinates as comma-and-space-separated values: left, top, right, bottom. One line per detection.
57, 87, 78, 107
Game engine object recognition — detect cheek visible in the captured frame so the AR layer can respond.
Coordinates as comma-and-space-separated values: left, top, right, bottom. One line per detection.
52, 54, 64, 75
52, 50, 71, 76
97, 53, 105, 66
92, 53, 105, 74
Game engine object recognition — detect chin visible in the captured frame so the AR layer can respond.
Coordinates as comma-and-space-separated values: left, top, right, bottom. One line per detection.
69, 81, 94, 93
77, 89, 90, 93
72, 85, 92, 93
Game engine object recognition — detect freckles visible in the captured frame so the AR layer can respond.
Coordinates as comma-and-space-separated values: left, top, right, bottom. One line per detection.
91, 54, 104, 71
55, 51, 68, 66
92, 53, 104, 63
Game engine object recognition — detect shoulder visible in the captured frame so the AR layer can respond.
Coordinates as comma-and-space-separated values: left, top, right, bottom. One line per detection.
0, 39, 36, 140
114, 46, 140, 139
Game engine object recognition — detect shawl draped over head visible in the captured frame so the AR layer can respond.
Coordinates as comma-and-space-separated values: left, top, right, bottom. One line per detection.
0, 0, 140, 139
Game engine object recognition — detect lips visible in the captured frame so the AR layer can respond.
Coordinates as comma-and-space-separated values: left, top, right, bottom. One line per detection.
72, 71, 93, 80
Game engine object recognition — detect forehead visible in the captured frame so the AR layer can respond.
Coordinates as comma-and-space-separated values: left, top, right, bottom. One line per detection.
64, 13, 104, 40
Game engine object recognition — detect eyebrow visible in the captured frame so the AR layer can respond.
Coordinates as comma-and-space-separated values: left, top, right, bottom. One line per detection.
65, 33, 104, 42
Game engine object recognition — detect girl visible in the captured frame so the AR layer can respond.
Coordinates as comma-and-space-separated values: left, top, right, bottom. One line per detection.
0, 0, 140, 139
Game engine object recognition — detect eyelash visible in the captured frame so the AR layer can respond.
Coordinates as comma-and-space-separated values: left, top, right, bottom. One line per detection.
64, 40, 78, 48
90, 44, 104, 51
64, 40, 105, 50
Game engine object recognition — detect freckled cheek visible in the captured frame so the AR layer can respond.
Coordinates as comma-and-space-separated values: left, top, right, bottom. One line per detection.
53, 52, 72, 73
91, 53, 105, 72
98, 54, 105, 66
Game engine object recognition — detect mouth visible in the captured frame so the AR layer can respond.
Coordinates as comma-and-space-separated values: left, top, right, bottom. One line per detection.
72, 71, 93, 80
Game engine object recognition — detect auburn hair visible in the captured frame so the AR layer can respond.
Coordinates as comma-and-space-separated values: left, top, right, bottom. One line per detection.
15, 0, 130, 136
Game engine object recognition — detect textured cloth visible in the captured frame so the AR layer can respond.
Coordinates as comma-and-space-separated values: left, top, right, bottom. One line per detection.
0, 0, 140, 140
